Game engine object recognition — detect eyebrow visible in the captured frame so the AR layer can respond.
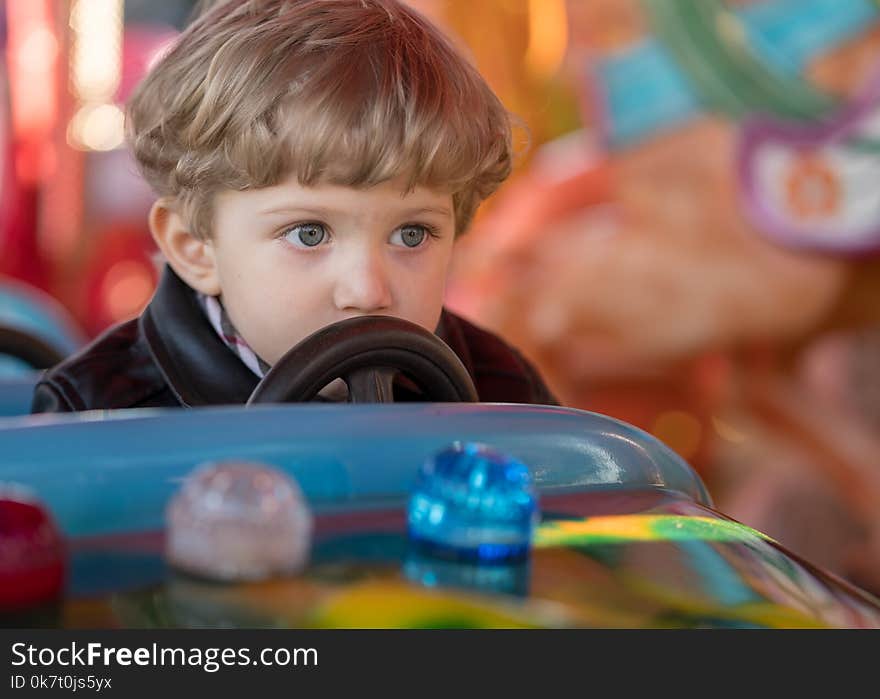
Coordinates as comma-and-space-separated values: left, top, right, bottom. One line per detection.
258, 205, 332, 217
403, 206, 454, 218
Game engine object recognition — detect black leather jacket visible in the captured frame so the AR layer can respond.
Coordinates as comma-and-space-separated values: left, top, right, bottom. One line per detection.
31, 266, 558, 412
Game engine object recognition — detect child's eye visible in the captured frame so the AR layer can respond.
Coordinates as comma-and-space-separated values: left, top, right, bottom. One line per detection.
282, 223, 328, 248
390, 224, 430, 248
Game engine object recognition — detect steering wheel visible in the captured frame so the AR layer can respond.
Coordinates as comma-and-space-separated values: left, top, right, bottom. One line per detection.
0, 325, 67, 369
246, 316, 478, 404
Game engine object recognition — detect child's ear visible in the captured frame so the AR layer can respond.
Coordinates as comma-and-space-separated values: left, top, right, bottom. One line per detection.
148, 199, 220, 296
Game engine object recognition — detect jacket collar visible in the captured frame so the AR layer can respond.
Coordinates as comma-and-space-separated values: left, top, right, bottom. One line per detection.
140, 266, 259, 406
139, 264, 476, 406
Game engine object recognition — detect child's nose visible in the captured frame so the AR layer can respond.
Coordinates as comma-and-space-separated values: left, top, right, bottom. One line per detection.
333, 250, 392, 314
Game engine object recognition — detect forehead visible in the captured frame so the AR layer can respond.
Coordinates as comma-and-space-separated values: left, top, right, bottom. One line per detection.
214, 174, 455, 219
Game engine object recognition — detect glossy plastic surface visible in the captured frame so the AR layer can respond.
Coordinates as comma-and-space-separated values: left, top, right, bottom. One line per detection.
57, 489, 880, 629
0, 376, 39, 416
0, 403, 712, 537
0, 278, 85, 415
0, 278, 84, 364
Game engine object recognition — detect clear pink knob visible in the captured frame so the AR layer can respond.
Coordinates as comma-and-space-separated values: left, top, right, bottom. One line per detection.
166, 461, 313, 582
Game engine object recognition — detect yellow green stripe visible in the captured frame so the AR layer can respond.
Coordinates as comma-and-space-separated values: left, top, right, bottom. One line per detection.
535, 515, 775, 547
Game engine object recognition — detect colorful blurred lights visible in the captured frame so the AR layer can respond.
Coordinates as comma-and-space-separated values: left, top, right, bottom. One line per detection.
101, 260, 155, 322
6, 0, 59, 181
67, 103, 125, 152
67, 0, 124, 152
69, 0, 123, 101
651, 410, 703, 460
14, 26, 58, 73
525, 0, 568, 79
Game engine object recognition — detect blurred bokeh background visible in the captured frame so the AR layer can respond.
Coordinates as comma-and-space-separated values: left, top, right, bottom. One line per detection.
2, 0, 880, 594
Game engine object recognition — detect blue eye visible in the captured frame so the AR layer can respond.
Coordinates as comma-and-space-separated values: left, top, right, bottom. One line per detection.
284, 223, 327, 247
392, 225, 428, 248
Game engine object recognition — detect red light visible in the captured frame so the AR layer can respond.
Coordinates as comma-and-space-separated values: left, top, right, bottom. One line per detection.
0, 495, 65, 612
5, 0, 60, 183
101, 259, 156, 322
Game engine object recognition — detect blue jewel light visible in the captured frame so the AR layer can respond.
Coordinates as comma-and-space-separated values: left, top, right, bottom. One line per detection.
403, 551, 530, 597
407, 442, 539, 563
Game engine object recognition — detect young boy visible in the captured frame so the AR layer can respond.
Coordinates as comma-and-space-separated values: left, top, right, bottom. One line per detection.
31, 0, 558, 412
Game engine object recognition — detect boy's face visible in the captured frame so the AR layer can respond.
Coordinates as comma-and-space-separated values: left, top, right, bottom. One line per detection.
206, 174, 457, 365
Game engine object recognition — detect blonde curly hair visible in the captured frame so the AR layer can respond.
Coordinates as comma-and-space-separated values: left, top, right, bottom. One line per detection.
126, 0, 515, 238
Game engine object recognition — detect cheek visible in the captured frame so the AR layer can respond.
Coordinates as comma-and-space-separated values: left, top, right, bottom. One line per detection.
393, 254, 452, 322
218, 252, 308, 326
246, 269, 318, 322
